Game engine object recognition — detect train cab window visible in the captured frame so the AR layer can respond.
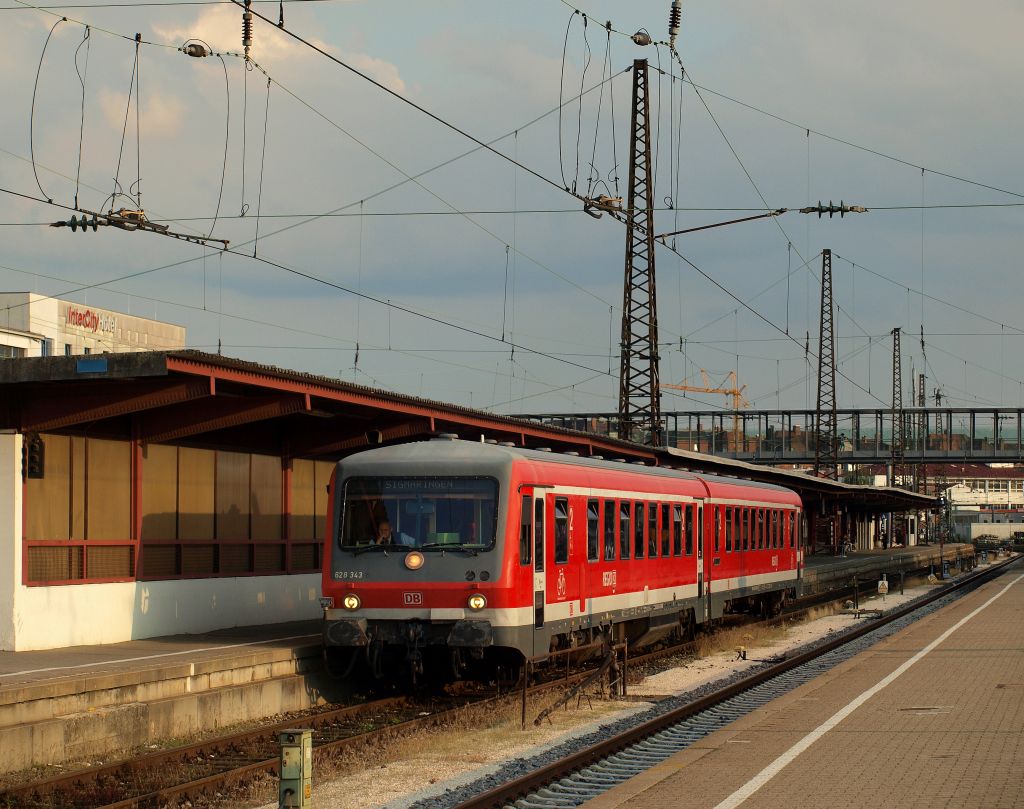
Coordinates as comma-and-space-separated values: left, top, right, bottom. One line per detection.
619, 502, 631, 560
648, 504, 658, 558
724, 507, 733, 552
604, 500, 616, 561
634, 503, 645, 559
554, 498, 569, 564
519, 495, 531, 566
684, 504, 694, 556
741, 509, 750, 551
534, 498, 545, 571
672, 504, 682, 556
661, 504, 671, 556
587, 500, 599, 562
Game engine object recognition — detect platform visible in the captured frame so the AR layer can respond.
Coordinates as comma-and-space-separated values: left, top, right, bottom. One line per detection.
0, 620, 328, 773
800, 542, 973, 596
585, 557, 1024, 809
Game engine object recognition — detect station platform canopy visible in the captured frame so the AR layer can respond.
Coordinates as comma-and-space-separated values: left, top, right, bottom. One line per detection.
0, 349, 932, 517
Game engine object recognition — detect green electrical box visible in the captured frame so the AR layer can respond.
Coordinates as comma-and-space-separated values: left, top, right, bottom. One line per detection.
279, 729, 312, 808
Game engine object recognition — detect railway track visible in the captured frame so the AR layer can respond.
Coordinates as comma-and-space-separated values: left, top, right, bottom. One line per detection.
0, 562, 974, 808
445, 556, 1018, 809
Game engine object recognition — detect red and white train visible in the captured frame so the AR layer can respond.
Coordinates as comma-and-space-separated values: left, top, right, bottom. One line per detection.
321, 436, 805, 677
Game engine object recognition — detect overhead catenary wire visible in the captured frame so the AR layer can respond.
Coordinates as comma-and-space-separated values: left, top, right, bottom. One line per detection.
29, 17, 65, 203
72, 25, 91, 208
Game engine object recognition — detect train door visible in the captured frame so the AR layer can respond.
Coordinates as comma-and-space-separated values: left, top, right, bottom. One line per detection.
532, 493, 547, 655
696, 503, 709, 622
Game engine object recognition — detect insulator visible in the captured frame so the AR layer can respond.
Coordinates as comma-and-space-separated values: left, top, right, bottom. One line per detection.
242, 0, 253, 55
183, 42, 210, 58
631, 30, 653, 46
668, 0, 682, 47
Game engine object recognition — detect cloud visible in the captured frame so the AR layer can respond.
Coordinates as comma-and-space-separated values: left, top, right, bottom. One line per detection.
152, 6, 404, 93
98, 88, 185, 140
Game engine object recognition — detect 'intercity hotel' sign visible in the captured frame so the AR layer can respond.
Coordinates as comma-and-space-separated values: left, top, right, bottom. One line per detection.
66, 306, 117, 334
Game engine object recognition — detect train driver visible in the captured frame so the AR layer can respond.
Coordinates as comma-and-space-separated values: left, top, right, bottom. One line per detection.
374, 520, 393, 545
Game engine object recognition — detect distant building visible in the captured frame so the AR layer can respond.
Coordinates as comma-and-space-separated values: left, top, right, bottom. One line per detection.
0, 292, 185, 358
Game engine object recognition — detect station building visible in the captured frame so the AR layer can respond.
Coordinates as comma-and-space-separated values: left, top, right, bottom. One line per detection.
0, 291, 185, 358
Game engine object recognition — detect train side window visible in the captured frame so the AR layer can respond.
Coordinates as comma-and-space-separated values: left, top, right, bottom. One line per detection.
672, 504, 682, 556
725, 507, 733, 552
684, 504, 694, 556
604, 500, 616, 561
519, 494, 531, 566
741, 508, 749, 551
634, 502, 645, 559
648, 503, 658, 557
773, 511, 781, 548
757, 510, 765, 549
587, 499, 599, 561
714, 508, 721, 554
534, 498, 545, 571
619, 502, 631, 560
788, 512, 796, 548
661, 504, 671, 557
554, 498, 569, 564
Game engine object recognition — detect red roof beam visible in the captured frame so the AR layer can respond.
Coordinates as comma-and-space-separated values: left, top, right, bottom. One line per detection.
137, 395, 308, 444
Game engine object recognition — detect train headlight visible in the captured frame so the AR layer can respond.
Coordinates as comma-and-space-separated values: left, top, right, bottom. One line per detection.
404, 551, 425, 571
467, 593, 487, 611
342, 594, 361, 611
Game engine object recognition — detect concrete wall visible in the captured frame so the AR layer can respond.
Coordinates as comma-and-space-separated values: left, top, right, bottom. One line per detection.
7, 573, 322, 651
970, 522, 1024, 541
0, 432, 21, 650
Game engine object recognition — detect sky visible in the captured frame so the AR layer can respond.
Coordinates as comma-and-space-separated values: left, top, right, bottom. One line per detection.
1, 0, 1022, 416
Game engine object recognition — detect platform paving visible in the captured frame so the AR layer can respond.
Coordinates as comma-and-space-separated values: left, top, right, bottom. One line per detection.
584, 558, 1024, 809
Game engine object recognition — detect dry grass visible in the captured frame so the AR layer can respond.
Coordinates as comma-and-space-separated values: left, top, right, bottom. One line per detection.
694, 622, 788, 658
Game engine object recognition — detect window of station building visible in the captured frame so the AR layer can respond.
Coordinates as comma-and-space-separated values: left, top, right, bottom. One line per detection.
0, 345, 25, 358
41, 339, 53, 357
64, 343, 71, 356
554, 497, 569, 564
83, 346, 91, 355
587, 499, 599, 561
634, 502, 646, 559
519, 494, 531, 566
603, 499, 616, 561
661, 504, 671, 556
724, 507, 734, 552
619, 502, 631, 560
647, 504, 658, 557
672, 504, 682, 556
684, 504, 694, 556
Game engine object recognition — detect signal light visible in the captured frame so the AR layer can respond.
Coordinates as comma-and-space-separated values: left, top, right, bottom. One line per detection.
22, 435, 44, 479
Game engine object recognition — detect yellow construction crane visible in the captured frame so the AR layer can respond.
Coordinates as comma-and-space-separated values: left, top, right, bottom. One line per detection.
661, 370, 750, 450
662, 369, 749, 410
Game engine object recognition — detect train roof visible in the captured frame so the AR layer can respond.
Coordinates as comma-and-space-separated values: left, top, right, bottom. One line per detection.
338, 437, 796, 497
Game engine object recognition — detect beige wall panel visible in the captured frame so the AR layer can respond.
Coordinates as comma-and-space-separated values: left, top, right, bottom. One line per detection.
86, 438, 131, 540
216, 450, 250, 540
250, 453, 282, 540
178, 447, 215, 540
25, 433, 71, 540
71, 436, 86, 540
290, 459, 315, 540
314, 460, 334, 541
141, 444, 178, 540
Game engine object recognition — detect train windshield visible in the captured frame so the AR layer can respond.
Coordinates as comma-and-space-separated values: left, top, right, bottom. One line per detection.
339, 476, 498, 551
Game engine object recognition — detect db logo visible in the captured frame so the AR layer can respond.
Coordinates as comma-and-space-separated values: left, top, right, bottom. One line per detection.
556, 569, 567, 598
403, 592, 424, 606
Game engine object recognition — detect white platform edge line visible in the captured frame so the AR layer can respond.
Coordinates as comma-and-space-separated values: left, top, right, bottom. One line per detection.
712, 571, 1024, 809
